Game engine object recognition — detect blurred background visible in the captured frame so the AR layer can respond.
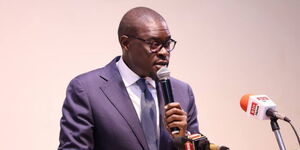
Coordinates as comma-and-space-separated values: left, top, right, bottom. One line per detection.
0, 0, 299, 149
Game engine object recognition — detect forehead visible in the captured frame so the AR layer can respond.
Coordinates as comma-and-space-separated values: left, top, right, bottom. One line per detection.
135, 17, 170, 39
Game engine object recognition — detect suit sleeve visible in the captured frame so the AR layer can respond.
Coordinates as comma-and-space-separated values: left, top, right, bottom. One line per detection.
58, 78, 95, 150
186, 84, 200, 134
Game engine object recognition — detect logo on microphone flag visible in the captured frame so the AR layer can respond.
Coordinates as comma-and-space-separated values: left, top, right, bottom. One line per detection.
250, 102, 259, 116
256, 96, 269, 101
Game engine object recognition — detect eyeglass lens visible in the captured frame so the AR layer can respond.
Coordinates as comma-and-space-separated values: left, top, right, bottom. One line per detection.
150, 40, 175, 52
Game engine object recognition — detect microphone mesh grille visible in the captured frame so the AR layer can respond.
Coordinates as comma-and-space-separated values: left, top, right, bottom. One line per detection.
156, 67, 170, 80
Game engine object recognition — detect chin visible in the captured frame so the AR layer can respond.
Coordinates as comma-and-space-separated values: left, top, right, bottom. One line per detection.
149, 68, 160, 80
153, 65, 166, 72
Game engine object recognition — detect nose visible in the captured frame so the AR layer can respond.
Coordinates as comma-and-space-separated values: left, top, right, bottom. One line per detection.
157, 46, 169, 59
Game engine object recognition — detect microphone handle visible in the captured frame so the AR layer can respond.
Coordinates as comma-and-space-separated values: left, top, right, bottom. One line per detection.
266, 109, 291, 122
160, 79, 180, 134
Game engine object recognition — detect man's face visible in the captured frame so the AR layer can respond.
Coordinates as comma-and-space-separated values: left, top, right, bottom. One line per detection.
127, 21, 171, 80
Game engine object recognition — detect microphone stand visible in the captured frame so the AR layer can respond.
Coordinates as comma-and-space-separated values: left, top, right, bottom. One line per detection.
270, 117, 286, 150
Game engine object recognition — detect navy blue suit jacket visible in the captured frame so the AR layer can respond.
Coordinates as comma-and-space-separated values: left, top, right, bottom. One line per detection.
58, 56, 199, 150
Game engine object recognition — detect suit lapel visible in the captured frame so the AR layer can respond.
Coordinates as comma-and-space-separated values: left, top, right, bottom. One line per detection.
98, 57, 149, 150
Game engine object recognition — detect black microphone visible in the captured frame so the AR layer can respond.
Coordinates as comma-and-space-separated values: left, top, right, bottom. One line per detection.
188, 134, 230, 150
156, 67, 180, 134
173, 136, 188, 149
174, 133, 230, 150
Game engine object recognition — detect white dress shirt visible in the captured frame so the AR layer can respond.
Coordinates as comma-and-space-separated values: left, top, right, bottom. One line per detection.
116, 57, 160, 135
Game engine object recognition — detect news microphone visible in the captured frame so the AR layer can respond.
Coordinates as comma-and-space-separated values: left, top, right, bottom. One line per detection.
240, 94, 290, 122
209, 144, 230, 150
173, 136, 188, 148
181, 133, 230, 150
157, 67, 180, 134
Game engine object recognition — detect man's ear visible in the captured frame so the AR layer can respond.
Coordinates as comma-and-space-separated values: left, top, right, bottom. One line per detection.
120, 35, 130, 51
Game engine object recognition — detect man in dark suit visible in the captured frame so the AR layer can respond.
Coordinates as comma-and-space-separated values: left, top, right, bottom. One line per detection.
58, 7, 199, 150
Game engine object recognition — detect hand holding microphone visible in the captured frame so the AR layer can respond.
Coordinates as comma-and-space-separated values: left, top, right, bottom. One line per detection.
164, 102, 188, 138
157, 67, 187, 137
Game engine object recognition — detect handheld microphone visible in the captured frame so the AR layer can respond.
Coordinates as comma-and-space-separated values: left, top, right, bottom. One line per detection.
173, 133, 230, 150
240, 94, 290, 122
209, 144, 230, 150
156, 67, 180, 134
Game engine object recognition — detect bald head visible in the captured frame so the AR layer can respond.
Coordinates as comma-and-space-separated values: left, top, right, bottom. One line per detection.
117, 7, 172, 79
118, 7, 168, 41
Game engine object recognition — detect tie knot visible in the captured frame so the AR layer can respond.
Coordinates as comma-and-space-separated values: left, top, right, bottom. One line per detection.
136, 78, 147, 92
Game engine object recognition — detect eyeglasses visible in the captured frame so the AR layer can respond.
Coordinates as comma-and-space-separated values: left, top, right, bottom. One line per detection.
126, 35, 177, 53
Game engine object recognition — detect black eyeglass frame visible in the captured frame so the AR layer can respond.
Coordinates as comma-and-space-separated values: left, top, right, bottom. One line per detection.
126, 35, 177, 53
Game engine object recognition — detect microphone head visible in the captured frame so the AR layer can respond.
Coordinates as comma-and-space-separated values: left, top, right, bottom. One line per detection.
157, 67, 170, 80
219, 146, 230, 150
240, 94, 252, 112
240, 94, 277, 120
210, 143, 230, 150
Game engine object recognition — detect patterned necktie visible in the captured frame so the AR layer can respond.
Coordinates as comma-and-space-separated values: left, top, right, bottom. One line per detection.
136, 78, 158, 150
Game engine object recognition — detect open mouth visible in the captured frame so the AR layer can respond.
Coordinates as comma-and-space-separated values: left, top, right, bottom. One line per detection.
154, 61, 168, 68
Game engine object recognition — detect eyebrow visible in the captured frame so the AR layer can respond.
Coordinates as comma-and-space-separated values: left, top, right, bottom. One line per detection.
147, 36, 171, 42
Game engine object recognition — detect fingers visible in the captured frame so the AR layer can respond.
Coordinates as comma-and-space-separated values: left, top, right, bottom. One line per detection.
165, 115, 187, 127
164, 102, 188, 138
164, 102, 186, 120
164, 102, 182, 111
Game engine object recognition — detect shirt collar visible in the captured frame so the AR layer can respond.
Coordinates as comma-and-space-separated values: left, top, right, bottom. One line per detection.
116, 56, 156, 88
